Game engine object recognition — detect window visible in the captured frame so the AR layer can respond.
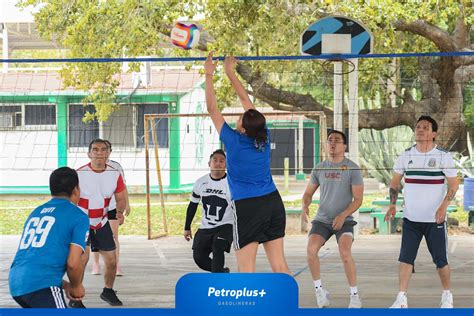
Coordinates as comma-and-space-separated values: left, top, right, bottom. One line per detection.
137, 104, 169, 148
68, 103, 168, 149
103, 106, 135, 148
68, 104, 99, 148
0, 105, 21, 128
25, 105, 56, 125
0, 104, 56, 128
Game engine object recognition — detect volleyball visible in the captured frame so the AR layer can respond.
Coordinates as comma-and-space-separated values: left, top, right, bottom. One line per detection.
170, 22, 200, 50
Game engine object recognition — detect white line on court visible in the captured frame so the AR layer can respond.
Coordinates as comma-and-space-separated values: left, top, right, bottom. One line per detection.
450, 241, 457, 254
152, 242, 168, 264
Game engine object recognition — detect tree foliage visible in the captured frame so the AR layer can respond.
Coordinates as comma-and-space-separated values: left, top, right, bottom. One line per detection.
19, 0, 473, 151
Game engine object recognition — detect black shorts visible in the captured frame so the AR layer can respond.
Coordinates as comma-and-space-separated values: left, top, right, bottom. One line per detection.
233, 190, 286, 250
13, 286, 66, 308
309, 220, 357, 243
89, 221, 116, 252
193, 224, 233, 253
108, 209, 117, 220
399, 218, 448, 268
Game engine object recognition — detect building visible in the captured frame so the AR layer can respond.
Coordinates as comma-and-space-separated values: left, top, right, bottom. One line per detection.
0, 68, 222, 194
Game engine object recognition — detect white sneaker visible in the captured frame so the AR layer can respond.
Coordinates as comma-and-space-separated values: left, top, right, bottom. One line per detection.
315, 288, 330, 308
348, 293, 362, 308
440, 292, 453, 308
389, 292, 408, 308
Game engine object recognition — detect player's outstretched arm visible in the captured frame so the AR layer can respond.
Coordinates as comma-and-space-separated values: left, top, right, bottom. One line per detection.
205, 52, 225, 134
224, 56, 255, 111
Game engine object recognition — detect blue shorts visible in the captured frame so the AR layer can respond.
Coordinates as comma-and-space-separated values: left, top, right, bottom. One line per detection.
399, 218, 448, 269
13, 286, 66, 308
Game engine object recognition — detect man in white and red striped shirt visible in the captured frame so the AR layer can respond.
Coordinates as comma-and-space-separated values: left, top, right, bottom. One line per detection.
75, 139, 126, 307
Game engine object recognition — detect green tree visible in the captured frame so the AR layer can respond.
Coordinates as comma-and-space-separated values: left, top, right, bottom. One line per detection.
20, 0, 473, 151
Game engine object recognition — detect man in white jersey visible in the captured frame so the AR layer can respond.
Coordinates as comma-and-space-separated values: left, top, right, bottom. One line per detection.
73, 139, 127, 307
385, 116, 458, 308
91, 140, 131, 276
184, 149, 233, 273
302, 130, 364, 308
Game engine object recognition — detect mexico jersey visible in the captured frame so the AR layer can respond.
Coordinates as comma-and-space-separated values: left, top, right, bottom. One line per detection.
107, 160, 126, 211
9, 198, 89, 297
394, 145, 457, 222
190, 174, 233, 229
77, 163, 125, 229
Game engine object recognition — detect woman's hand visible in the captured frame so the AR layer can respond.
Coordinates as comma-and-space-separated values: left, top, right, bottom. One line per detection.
204, 51, 218, 76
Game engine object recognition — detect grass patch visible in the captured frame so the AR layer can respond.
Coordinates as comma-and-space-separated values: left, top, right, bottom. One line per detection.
0, 194, 469, 235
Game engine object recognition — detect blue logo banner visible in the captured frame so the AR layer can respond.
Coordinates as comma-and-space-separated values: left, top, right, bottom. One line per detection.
176, 273, 298, 315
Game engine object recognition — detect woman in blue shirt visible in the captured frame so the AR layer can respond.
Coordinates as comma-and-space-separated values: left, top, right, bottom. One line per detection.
204, 52, 290, 273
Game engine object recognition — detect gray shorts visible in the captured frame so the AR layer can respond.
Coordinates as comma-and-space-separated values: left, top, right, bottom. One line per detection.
309, 220, 357, 243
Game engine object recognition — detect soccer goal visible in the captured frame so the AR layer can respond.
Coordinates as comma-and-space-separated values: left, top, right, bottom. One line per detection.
144, 111, 327, 240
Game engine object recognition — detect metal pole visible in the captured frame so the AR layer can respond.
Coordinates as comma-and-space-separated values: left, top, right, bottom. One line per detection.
348, 58, 360, 237
151, 120, 169, 235
333, 62, 343, 130
144, 118, 151, 240
348, 59, 359, 164
298, 116, 304, 175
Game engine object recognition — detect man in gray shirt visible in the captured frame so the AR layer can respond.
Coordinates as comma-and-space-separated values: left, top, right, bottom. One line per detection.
302, 130, 364, 308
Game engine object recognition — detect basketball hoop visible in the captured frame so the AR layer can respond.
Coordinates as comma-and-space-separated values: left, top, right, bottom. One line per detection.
321, 58, 356, 75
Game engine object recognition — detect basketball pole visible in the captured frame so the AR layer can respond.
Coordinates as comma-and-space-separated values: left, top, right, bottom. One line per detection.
348, 58, 359, 164
348, 58, 360, 237
301, 16, 372, 239
333, 61, 343, 131
298, 116, 304, 176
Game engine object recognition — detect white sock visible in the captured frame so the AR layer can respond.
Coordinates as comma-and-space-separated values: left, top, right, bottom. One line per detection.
443, 290, 451, 295
314, 279, 322, 289
398, 291, 407, 296
350, 286, 358, 296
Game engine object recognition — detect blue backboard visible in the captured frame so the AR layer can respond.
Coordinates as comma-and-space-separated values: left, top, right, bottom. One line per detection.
301, 16, 373, 56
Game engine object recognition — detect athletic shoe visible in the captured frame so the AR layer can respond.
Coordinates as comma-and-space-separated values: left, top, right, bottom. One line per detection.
222, 267, 230, 273
440, 291, 453, 308
91, 263, 101, 275
68, 300, 86, 308
389, 292, 408, 308
100, 288, 123, 306
315, 288, 330, 308
348, 294, 362, 308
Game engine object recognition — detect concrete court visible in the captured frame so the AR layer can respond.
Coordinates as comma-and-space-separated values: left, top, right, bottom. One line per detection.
1, 234, 473, 309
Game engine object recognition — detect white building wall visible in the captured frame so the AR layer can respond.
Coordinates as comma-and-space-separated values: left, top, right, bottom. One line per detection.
0, 89, 222, 191
178, 88, 220, 185
0, 129, 57, 186
0, 129, 171, 190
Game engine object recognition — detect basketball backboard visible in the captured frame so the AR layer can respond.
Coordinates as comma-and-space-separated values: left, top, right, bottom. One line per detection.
300, 16, 373, 56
